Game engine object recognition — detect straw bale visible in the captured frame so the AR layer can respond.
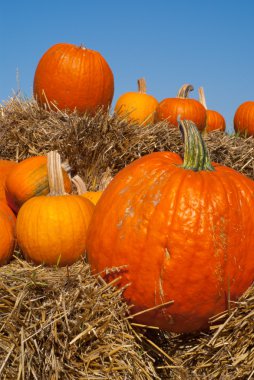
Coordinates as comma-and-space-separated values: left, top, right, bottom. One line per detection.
1, 96, 254, 379
0, 256, 159, 379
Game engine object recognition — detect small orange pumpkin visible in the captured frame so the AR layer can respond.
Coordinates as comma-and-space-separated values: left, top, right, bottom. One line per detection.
198, 87, 226, 132
234, 101, 254, 136
33, 42, 114, 114
0, 202, 16, 265
5, 155, 72, 213
0, 159, 18, 203
156, 84, 206, 131
16, 151, 95, 266
114, 78, 158, 125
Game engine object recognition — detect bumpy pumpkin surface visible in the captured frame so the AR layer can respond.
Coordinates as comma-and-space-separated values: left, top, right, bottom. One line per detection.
5, 155, 71, 213
156, 84, 206, 131
86, 120, 254, 333
234, 101, 254, 136
33, 43, 114, 114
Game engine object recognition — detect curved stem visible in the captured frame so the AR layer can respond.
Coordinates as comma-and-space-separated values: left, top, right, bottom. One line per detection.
177, 84, 194, 98
72, 175, 87, 194
47, 151, 67, 196
178, 119, 214, 171
137, 78, 147, 94
198, 87, 208, 110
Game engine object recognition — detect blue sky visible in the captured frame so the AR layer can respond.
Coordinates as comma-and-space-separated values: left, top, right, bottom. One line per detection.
1, 0, 254, 133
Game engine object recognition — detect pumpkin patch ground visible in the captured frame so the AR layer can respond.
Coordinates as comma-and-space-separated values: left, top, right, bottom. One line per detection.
0, 96, 254, 379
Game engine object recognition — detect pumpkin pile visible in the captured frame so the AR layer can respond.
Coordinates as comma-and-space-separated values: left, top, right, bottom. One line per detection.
1, 40, 254, 378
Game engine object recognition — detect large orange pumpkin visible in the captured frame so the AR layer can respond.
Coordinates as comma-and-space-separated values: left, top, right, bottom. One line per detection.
114, 78, 158, 125
234, 101, 254, 136
33, 43, 114, 114
198, 87, 226, 132
156, 84, 206, 130
16, 151, 95, 266
86, 120, 254, 334
0, 202, 16, 265
5, 155, 72, 214
0, 159, 18, 203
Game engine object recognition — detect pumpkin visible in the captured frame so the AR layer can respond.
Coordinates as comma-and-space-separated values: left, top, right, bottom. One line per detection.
86, 119, 254, 334
198, 87, 226, 132
72, 169, 112, 205
234, 101, 254, 136
114, 78, 158, 125
33, 43, 114, 114
156, 84, 206, 130
16, 151, 95, 266
0, 159, 18, 203
0, 202, 16, 265
5, 155, 72, 214
72, 175, 103, 205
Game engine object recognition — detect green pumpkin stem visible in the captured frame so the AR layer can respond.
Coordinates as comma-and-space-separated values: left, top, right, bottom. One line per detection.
177, 84, 194, 98
137, 78, 147, 94
47, 151, 67, 196
179, 119, 214, 171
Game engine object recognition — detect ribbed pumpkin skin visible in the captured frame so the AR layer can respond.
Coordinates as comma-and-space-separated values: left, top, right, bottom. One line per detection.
0, 202, 16, 265
16, 195, 94, 266
206, 110, 226, 132
0, 160, 17, 203
33, 43, 114, 114
86, 152, 254, 333
115, 92, 158, 125
234, 101, 254, 136
156, 98, 206, 130
5, 156, 72, 214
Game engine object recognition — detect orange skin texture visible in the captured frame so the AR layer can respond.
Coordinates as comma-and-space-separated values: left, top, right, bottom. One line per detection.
5, 156, 72, 214
86, 152, 254, 333
156, 98, 206, 131
0, 160, 18, 203
16, 195, 94, 266
33, 43, 114, 114
0, 202, 16, 265
205, 110, 226, 132
115, 92, 159, 125
82, 191, 103, 205
234, 101, 254, 136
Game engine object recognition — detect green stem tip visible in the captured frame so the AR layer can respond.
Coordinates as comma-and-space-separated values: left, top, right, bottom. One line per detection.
178, 119, 214, 172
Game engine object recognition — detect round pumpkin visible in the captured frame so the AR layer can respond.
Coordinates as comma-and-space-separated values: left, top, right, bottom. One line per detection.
114, 78, 158, 125
86, 120, 254, 334
72, 175, 103, 205
156, 84, 206, 131
234, 101, 254, 136
5, 155, 72, 214
33, 43, 114, 114
16, 151, 95, 266
198, 87, 226, 132
0, 202, 16, 265
0, 159, 18, 203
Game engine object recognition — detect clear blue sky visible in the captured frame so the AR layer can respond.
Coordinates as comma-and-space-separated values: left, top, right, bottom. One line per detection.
1, 0, 254, 133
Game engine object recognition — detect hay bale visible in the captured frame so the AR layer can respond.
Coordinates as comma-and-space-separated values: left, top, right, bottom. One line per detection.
0, 257, 159, 379
1, 96, 254, 379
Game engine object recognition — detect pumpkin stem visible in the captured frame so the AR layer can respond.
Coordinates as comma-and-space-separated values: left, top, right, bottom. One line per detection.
72, 175, 87, 194
177, 84, 194, 98
198, 87, 208, 110
137, 78, 147, 94
179, 119, 214, 171
47, 151, 67, 196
